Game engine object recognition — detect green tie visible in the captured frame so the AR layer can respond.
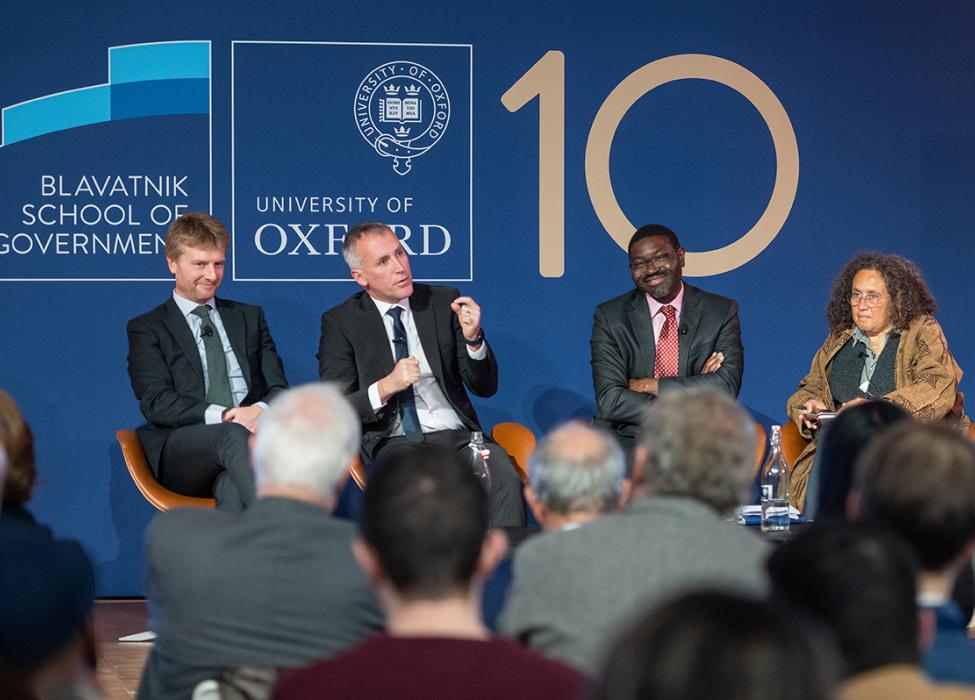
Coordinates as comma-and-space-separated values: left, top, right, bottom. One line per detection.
191, 305, 234, 408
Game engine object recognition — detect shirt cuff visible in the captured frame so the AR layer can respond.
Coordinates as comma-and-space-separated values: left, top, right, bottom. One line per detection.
204, 404, 225, 425
254, 401, 269, 412
368, 382, 386, 411
466, 339, 488, 360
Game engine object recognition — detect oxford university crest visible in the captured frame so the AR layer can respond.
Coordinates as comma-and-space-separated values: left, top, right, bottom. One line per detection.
354, 60, 451, 175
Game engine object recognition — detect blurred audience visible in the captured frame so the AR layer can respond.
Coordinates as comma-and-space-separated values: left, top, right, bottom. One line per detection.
273, 444, 586, 700
524, 422, 627, 532
0, 438, 101, 700
769, 522, 975, 699
807, 400, 909, 520
138, 384, 382, 700
0, 389, 48, 532
589, 591, 839, 700
850, 421, 975, 685
499, 387, 768, 673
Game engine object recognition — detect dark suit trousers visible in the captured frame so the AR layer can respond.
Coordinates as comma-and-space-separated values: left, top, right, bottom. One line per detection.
372, 429, 526, 527
158, 423, 256, 514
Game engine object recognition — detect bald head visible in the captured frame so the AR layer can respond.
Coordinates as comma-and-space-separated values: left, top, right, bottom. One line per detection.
528, 422, 625, 521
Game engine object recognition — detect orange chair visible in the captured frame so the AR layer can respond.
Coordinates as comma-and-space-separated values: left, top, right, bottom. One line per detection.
349, 454, 368, 491
115, 429, 215, 511
750, 423, 768, 482
348, 427, 529, 490
780, 421, 808, 470
491, 421, 535, 484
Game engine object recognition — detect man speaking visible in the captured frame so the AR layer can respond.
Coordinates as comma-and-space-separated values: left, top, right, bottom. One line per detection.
317, 222, 524, 526
127, 212, 288, 512
590, 224, 744, 458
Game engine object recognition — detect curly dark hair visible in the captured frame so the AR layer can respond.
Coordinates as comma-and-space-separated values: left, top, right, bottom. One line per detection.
825, 252, 937, 333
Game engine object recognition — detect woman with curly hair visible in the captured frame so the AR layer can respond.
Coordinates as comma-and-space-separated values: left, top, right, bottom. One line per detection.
786, 253, 967, 509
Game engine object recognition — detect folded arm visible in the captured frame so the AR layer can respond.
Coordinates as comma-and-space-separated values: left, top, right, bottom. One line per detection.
590, 306, 656, 425
657, 300, 744, 397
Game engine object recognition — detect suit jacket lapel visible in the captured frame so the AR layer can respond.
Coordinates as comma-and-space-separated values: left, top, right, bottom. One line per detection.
627, 291, 655, 376
679, 285, 702, 376
217, 299, 251, 388
162, 298, 204, 381
410, 286, 445, 381
357, 294, 396, 377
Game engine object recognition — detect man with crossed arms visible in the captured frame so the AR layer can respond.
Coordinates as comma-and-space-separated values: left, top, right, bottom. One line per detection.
590, 223, 744, 461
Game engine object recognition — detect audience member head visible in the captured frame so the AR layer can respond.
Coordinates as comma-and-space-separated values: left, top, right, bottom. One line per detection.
636, 387, 754, 513
357, 445, 506, 602
0, 533, 96, 698
852, 421, 975, 574
0, 389, 36, 509
526, 422, 626, 530
768, 521, 920, 678
252, 383, 360, 508
813, 400, 910, 520
590, 590, 838, 700
164, 211, 229, 261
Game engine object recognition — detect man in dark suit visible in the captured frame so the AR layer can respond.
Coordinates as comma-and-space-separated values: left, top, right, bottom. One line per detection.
317, 222, 525, 526
127, 212, 288, 512
138, 383, 384, 700
590, 224, 744, 456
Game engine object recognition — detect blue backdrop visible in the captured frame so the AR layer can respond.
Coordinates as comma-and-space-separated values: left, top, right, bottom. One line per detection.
1, 0, 973, 595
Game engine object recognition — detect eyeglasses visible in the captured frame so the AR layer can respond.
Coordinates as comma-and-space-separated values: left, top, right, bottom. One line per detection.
630, 252, 674, 271
849, 291, 885, 307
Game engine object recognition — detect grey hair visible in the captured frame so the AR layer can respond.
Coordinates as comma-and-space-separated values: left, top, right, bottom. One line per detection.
639, 387, 754, 513
529, 422, 625, 514
341, 221, 393, 269
253, 383, 361, 499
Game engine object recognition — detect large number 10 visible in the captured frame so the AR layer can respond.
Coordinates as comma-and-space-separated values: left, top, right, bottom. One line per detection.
502, 51, 800, 278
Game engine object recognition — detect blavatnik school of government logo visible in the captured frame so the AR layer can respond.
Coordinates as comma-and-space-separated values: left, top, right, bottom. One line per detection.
354, 60, 451, 175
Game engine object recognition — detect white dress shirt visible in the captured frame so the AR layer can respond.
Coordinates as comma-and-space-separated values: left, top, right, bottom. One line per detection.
366, 296, 486, 436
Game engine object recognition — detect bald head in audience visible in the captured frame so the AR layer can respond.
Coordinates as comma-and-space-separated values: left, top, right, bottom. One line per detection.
526, 422, 627, 531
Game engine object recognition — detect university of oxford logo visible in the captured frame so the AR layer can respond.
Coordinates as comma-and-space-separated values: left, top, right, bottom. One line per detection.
354, 60, 450, 175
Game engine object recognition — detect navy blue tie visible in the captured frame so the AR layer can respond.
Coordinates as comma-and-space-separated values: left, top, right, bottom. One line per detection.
386, 307, 423, 440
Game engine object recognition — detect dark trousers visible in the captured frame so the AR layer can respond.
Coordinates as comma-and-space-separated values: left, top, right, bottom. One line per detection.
371, 429, 526, 527
158, 422, 256, 514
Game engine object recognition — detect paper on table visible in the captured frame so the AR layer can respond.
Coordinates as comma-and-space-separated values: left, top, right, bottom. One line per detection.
119, 630, 157, 643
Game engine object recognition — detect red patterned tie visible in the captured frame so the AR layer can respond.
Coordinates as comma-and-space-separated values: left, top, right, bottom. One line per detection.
654, 305, 679, 378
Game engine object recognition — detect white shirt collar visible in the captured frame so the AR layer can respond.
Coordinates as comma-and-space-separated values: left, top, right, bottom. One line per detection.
172, 291, 215, 317
370, 295, 411, 317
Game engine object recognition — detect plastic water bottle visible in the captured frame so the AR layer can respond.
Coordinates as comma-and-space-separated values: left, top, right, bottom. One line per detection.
761, 425, 790, 532
468, 431, 492, 492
